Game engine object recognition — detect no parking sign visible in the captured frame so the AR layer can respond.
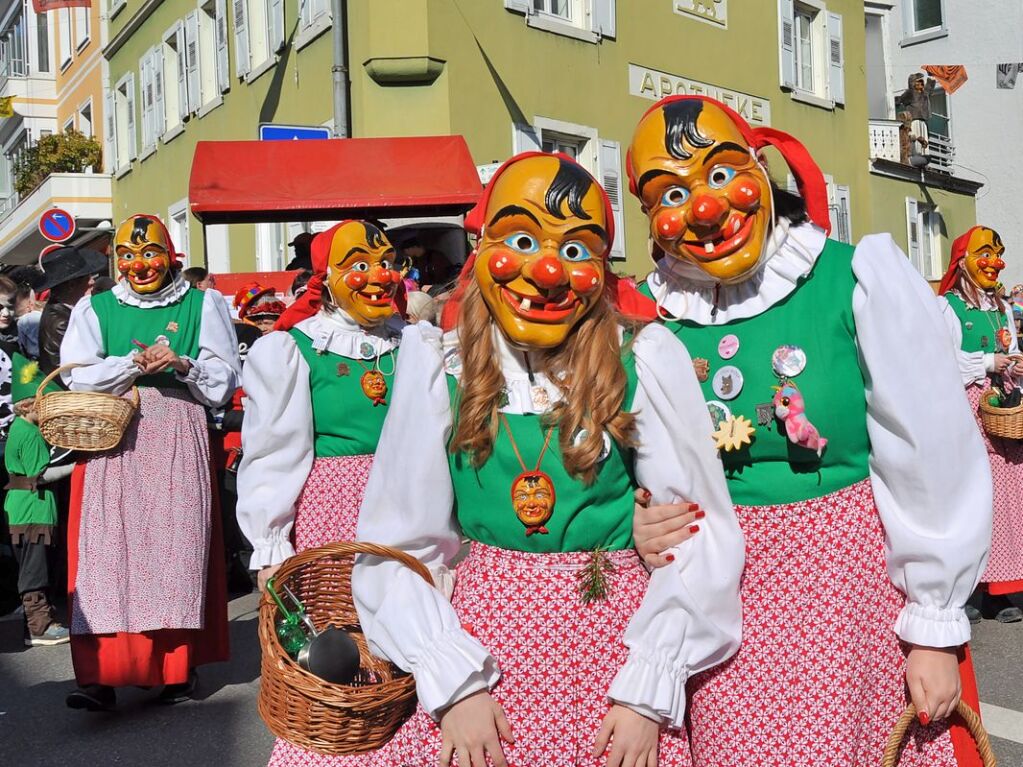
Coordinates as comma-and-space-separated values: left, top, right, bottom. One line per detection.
38, 208, 75, 243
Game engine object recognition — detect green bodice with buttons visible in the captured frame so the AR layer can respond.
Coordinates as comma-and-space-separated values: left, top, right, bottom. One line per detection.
943, 292, 1008, 354
288, 329, 397, 458
643, 239, 871, 507
445, 351, 639, 553
91, 287, 203, 389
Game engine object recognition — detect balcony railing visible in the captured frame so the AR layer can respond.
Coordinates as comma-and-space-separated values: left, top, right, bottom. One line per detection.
868, 119, 901, 163
926, 132, 954, 174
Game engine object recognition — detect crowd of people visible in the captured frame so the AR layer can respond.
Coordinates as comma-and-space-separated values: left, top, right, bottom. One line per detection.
0, 94, 1018, 767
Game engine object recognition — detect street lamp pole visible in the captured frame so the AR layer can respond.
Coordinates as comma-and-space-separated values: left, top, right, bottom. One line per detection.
330, 0, 349, 138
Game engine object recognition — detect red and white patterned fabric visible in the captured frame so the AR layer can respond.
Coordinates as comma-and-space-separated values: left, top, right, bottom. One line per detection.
966, 384, 1023, 587
687, 480, 958, 767
269, 454, 376, 767
71, 387, 212, 635
372, 542, 694, 767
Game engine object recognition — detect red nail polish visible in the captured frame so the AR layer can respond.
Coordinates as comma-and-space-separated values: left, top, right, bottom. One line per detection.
695, 510, 706, 520
665, 554, 675, 563
918, 711, 931, 726
689, 524, 700, 534
643, 489, 652, 500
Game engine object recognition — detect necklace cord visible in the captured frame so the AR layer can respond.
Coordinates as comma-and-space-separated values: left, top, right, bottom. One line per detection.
500, 412, 555, 472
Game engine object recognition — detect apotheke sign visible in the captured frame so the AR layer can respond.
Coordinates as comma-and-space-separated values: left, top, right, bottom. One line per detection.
628, 64, 771, 127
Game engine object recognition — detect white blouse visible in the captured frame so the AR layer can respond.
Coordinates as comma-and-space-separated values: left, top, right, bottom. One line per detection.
649, 223, 991, 649
937, 293, 1020, 387
60, 275, 240, 408
352, 321, 745, 727
236, 308, 402, 569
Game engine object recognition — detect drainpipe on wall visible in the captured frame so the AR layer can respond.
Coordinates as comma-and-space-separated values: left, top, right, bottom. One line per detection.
331, 0, 350, 138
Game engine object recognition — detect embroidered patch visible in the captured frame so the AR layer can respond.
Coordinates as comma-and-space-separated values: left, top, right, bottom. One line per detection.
337, 362, 350, 377
166, 321, 179, 333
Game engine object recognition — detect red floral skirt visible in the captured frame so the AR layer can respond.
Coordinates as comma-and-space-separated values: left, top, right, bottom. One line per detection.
268, 455, 376, 767
687, 480, 981, 767
374, 542, 694, 767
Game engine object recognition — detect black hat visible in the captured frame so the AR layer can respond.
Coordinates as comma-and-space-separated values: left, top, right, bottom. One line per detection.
37, 246, 109, 292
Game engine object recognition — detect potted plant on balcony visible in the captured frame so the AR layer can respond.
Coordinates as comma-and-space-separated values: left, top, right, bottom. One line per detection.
13, 130, 102, 197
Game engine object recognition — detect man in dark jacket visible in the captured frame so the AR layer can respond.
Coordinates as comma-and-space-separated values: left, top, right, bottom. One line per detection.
37, 247, 109, 376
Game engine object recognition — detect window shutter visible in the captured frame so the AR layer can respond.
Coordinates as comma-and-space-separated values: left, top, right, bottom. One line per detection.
827, 12, 845, 105
125, 74, 137, 160
779, 0, 796, 90
270, 0, 285, 53
835, 185, 851, 244
185, 11, 200, 113
104, 89, 117, 172
592, 0, 616, 38
215, 0, 230, 93
598, 139, 626, 261
503, 0, 529, 13
905, 198, 921, 275
152, 48, 165, 138
175, 23, 189, 121
512, 122, 541, 154
138, 53, 151, 149
233, 0, 250, 78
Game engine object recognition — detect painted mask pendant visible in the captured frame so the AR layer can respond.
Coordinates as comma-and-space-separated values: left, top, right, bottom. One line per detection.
360, 370, 388, 406
997, 327, 1012, 353
511, 470, 555, 536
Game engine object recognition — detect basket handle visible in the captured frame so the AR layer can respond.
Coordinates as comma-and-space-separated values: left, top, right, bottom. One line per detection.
271, 541, 436, 589
882, 701, 996, 767
36, 362, 141, 409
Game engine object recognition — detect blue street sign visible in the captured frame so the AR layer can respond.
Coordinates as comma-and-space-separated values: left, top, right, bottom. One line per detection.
258, 124, 332, 141
39, 208, 75, 243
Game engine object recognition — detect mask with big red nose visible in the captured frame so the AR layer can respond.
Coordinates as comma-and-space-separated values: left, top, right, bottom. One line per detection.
115, 214, 178, 295
323, 221, 402, 328
964, 227, 1007, 292
473, 154, 609, 350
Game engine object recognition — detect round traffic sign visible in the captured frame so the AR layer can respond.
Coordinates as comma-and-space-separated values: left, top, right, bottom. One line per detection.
38, 243, 61, 269
39, 208, 75, 243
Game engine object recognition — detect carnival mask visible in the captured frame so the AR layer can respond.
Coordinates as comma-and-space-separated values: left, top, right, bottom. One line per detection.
475, 155, 608, 350
629, 99, 774, 285
964, 227, 1006, 291
115, 215, 175, 294
325, 221, 401, 328
512, 471, 555, 536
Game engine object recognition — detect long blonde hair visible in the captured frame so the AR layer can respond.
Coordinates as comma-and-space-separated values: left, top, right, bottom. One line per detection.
449, 281, 638, 484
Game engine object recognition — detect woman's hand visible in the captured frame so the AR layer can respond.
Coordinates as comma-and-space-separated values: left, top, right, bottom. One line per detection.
136, 345, 191, 375
439, 690, 514, 767
633, 488, 703, 569
993, 354, 1014, 375
593, 704, 660, 767
257, 564, 282, 593
906, 645, 962, 725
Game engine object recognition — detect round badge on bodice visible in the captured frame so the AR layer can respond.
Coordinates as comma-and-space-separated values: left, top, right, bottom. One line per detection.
718, 334, 740, 360
771, 345, 807, 379
712, 366, 743, 400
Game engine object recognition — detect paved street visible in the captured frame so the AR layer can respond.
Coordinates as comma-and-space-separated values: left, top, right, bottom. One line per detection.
0, 593, 1020, 767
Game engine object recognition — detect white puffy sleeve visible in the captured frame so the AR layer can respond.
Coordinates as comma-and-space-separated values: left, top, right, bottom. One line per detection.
236, 331, 314, 569
176, 289, 241, 407
353, 323, 499, 720
60, 297, 141, 394
607, 322, 744, 728
853, 234, 991, 648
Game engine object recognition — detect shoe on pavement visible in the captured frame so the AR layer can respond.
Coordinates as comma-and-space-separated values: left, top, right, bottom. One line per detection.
964, 604, 982, 624
995, 606, 1023, 623
66, 685, 116, 712
158, 671, 197, 705
25, 622, 70, 647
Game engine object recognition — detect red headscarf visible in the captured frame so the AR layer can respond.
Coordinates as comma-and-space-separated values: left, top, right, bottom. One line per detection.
440, 151, 657, 330
274, 221, 407, 331
624, 95, 832, 235
938, 226, 982, 296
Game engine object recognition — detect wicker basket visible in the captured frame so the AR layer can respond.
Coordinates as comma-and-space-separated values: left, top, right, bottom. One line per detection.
257, 541, 433, 756
979, 397, 1023, 440
35, 364, 140, 452
883, 701, 996, 767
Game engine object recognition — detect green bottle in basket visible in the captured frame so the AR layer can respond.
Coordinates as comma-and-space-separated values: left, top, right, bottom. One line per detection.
267, 577, 310, 658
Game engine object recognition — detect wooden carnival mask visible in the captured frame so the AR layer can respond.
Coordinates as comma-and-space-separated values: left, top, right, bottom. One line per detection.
115, 215, 176, 294
474, 154, 608, 350
511, 470, 556, 536
324, 221, 402, 328
963, 227, 1006, 291
629, 99, 774, 285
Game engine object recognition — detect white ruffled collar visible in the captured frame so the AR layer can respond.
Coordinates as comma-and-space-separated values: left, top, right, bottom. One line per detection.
293, 307, 402, 359
950, 289, 1004, 313
112, 270, 190, 308
645, 221, 828, 325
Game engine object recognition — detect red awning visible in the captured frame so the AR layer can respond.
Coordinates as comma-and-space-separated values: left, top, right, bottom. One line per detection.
188, 135, 483, 225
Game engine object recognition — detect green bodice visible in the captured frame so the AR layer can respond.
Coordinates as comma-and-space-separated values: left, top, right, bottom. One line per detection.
944, 292, 1009, 354
91, 287, 203, 389
288, 329, 396, 457
646, 239, 871, 507
3, 417, 56, 528
446, 352, 639, 553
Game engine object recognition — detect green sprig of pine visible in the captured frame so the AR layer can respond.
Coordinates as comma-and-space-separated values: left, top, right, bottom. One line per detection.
577, 548, 615, 604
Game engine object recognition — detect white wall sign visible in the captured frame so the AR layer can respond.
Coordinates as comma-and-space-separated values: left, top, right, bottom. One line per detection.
674, 0, 727, 29
628, 64, 771, 126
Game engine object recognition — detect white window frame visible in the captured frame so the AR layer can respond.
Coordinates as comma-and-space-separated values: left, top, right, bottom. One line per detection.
503, 0, 615, 44
139, 50, 155, 154
78, 98, 93, 138
196, 0, 224, 114
113, 72, 137, 175
57, 8, 71, 71
239, 0, 283, 81
905, 198, 943, 281
62, 116, 74, 133
901, 0, 947, 46
256, 222, 287, 271
864, 5, 895, 119
161, 23, 186, 142
296, 0, 331, 49
73, 6, 89, 52
779, 0, 842, 110
168, 198, 192, 267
